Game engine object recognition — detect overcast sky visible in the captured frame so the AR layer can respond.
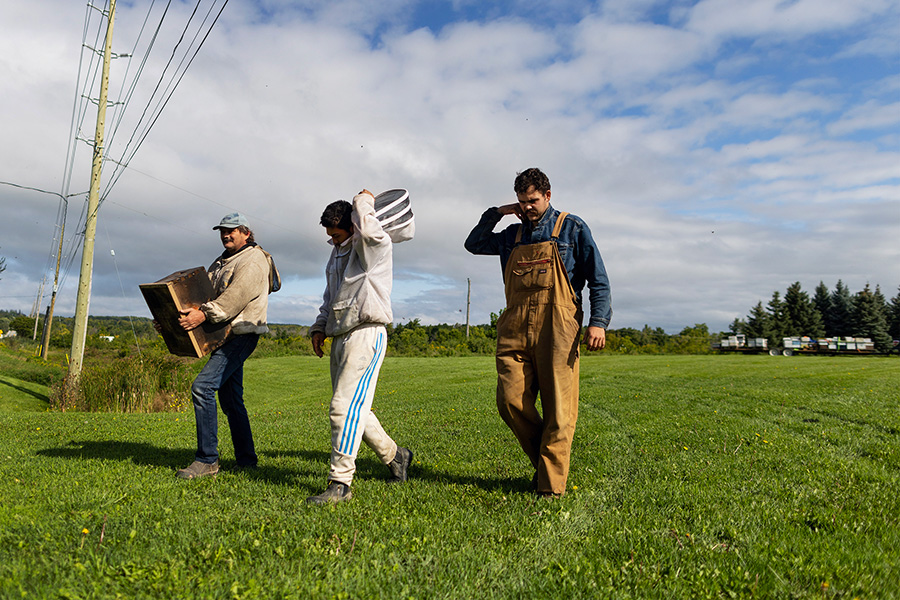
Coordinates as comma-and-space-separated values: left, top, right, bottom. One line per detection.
1, 0, 898, 333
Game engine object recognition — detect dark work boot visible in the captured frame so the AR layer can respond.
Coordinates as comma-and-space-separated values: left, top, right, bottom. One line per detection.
306, 481, 352, 505
176, 460, 219, 480
387, 447, 413, 483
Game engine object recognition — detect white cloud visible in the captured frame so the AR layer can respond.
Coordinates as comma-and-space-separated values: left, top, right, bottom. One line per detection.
828, 100, 900, 136
572, 17, 707, 84
686, 0, 893, 39
1, 1, 897, 334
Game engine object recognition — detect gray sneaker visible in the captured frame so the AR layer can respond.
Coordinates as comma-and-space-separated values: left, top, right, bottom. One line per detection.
306, 481, 352, 505
387, 447, 413, 483
176, 460, 219, 479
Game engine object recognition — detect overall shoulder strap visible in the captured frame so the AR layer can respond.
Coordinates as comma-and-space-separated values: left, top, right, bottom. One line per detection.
551, 212, 569, 239
514, 224, 523, 244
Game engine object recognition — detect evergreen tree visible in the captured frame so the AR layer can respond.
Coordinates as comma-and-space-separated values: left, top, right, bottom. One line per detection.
728, 318, 744, 335
874, 285, 890, 325
744, 301, 769, 340
783, 282, 824, 337
889, 285, 900, 341
852, 284, 892, 352
766, 291, 789, 347
829, 280, 854, 337
813, 281, 831, 333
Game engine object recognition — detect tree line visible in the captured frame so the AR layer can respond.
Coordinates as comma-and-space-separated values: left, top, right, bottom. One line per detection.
5, 279, 899, 358
730, 281, 900, 353
0, 311, 735, 357
0, 311, 500, 358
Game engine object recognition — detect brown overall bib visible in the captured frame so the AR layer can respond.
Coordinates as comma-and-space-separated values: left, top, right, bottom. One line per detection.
495, 212, 583, 495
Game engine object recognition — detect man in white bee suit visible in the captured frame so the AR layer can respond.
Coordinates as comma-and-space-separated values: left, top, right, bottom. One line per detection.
307, 189, 413, 505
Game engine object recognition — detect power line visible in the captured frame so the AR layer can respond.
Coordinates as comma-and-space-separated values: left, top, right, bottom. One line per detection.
103, 0, 171, 174
102, 163, 304, 235
45, 0, 111, 317
101, 0, 230, 203
39, 0, 231, 309
0, 183, 86, 286
104, 225, 144, 359
0, 181, 73, 201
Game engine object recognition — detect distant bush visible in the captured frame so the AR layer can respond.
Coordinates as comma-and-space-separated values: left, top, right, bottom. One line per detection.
49, 323, 74, 348
0, 339, 66, 387
253, 334, 317, 358
386, 320, 497, 357
605, 324, 714, 355
8, 315, 36, 336
51, 349, 192, 413
252, 322, 496, 358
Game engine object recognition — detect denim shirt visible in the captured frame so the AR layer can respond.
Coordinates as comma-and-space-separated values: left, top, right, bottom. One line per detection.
465, 204, 612, 328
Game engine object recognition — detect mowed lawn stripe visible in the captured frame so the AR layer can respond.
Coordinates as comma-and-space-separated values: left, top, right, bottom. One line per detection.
0, 354, 897, 598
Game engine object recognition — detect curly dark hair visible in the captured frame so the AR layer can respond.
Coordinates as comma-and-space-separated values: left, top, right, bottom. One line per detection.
320, 200, 353, 231
513, 168, 551, 195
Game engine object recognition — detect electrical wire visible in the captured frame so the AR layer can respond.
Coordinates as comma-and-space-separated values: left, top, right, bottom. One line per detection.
103, 0, 171, 174
46, 0, 231, 308
105, 224, 143, 359
45, 1, 98, 297
46, 0, 111, 306
101, 0, 230, 203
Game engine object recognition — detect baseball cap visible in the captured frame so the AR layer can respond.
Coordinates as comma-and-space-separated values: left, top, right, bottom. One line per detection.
213, 212, 250, 230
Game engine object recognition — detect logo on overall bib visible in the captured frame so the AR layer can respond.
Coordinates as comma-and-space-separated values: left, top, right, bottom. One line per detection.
513, 257, 553, 288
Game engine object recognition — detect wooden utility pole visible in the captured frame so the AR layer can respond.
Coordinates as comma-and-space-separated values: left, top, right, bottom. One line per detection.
31, 276, 45, 340
39, 304, 52, 355
41, 224, 66, 359
466, 278, 471, 338
68, 0, 116, 381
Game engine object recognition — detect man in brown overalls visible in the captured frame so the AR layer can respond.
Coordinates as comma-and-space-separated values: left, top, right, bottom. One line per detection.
465, 168, 612, 497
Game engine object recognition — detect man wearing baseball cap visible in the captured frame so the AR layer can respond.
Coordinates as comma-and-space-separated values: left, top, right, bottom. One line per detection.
174, 212, 272, 479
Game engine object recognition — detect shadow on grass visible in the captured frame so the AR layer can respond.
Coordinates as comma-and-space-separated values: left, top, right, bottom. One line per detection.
262, 449, 531, 494
38, 442, 532, 494
38, 439, 186, 467
37, 441, 325, 489
0, 377, 50, 404
262, 449, 404, 485
413, 463, 534, 494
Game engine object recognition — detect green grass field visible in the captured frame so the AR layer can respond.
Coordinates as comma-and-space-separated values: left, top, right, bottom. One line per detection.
1, 354, 898, 598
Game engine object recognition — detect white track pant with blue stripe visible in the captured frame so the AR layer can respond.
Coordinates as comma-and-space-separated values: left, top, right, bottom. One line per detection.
328, 324, 398, 485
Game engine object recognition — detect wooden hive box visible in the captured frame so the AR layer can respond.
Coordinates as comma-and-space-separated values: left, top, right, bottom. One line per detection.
139, 267, 231, 358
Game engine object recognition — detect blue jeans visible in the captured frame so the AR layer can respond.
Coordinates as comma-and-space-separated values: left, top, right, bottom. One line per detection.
191, 333, 259, 465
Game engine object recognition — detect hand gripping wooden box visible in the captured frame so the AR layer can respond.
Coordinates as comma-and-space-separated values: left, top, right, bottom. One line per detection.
139, 267, 231, 358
